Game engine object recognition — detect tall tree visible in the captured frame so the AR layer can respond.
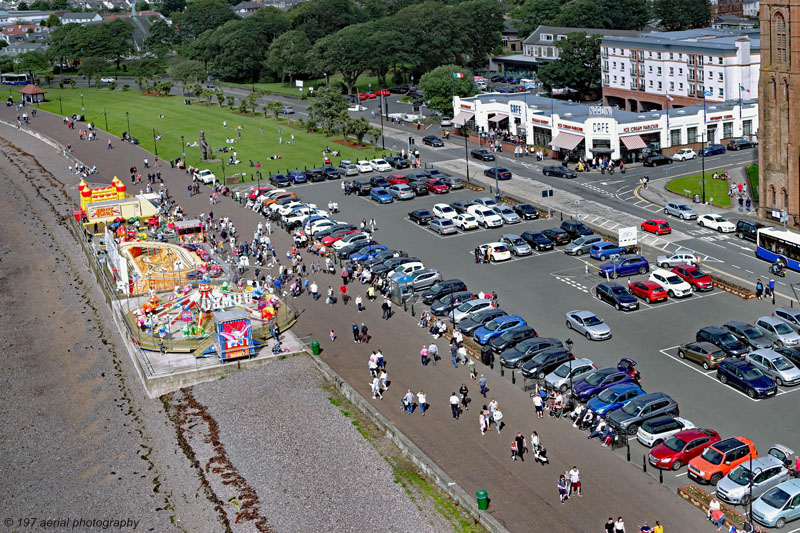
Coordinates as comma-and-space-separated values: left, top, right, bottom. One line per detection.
288, 0, 364, 43
553, 0, 611, 28
419, 65, 474, 113
313, 24, 371, 95
16, 51, 49, 78
601, 0, 651, 30
187, 30, 219, 72
144, 19, 177, 56
655, 0, 711, 30
450, 0, 505, 67
78, 56, 107, 86
537, 32, 601, 97
308, 84, 349, 132
392, 2, 452, 73
158, 0, 186, 15
512, 0, 561, 37
265, 30, 311, 84
365, 28, 407, 88
168, 58, 205, 90
172, 0, 237, 42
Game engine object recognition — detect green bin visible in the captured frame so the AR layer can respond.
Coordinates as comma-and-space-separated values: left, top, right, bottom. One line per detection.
476, 489, 488, 510
310, 340, 320, 355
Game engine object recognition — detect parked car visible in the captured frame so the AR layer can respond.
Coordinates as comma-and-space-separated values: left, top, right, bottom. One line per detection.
649, 428, 721, 471
489, 325, 538, 354
656, 250, 699, 268
468, 206, 503, 228
442, 176, 463, 190
572, 358, 637, 401
727, 138, 756, 150
688, 436, 758, 485
400, 269, 442, 292
672, 148, 697, 161
544, 357, 596, 392
492, 205, 521, 224
387, 184, 415, 200
672, 264, 713, 291
500, 234, 532, 256
677, 341, 727, 370
522, 231, 555, 251
590, 241, 624, 261
641, 218, 672, 235
752, 479, 800, 529
699, 143, 726, 156
422, 135, 444, 147
649, 269, 693, 298
484, 167, 512, 180
595, 282, 639, 311
501, 337, 563, 369
564, 235, 603, 256
269, 173, 291, 187
716, 358, 778, 399
561, 220, 593, 238
287, 170, 307, 183
431, 291, 476, 316
386, 173, 409, 185
450, 201, 475, 214
698, 214, 736, 232
746, 348, 800, 386
429, 218, 458, 235
474, 315, 527, 345
280, 105, 295, 114
370, 187, 393, 204
643, 155, 673, 167
452, 214, 479, 230
356, 160, 373, 173
353, 180, 372, 195
450, 298, 495, 324
587, 383, 646, 416
322, 166, 341, 180
479, 242, 512, 262
755, 316, 800, 347
723, 321, 773, 350
542, 228, 571, 245
636, 416, 695, 448
425, 178, 449, 194
470, 149, 496, 161
421, 280, 467, 305
474, 197, 498, 208
629, 281, 668, 303
736, 219, 765, 241
774, 307, 800, 333
514, 203, 539, 220
598, 255, 650, 278
520, 347, 575, 379
696, 326, 750, 357
408, 209, 435, 225
566, 310, 611, 341
338, 162, 360, 176
606, 392, 679, 436
664, 201, 698, 220
459, 308, 507, 336
386, 156, 410, 169
542, 165, 577, 178
370, 176, 391, 188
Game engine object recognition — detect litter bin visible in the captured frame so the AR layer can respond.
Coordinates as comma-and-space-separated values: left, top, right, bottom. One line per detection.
694, 194, 701, 203
480, 345, 494, 366
311, 340, 320, 355
476, 489, 489, 510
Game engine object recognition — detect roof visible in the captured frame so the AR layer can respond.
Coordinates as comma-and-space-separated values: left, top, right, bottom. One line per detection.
60, 11, 99, 20
602, 28, 760, 53
19, 84, 45, 95
524, 25, 644, 46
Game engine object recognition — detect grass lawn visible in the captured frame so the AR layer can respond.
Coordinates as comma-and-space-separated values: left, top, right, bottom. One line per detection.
37, 87, 384, 185
746, 164, 759, 200
666, 173, 732, 208
225, 74, 385, 98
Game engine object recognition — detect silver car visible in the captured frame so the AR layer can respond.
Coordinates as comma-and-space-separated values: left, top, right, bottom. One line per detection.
387, 184, 415, 200
492, 205, 521, 224
755, 316, 800, 347
429, 218, 458, 235
450, 298, 495, 324
664, 202, 698, 220
406, 269, 442, 291
564, 235, 603, 256
717, 456, 789, 505
724, 321, 774, 350
565, 310, 612, 341
338, 163, 359, 176
544, 357, 596, 392
746, 348, 800, 386
774, 307, 800, 333
500, 234, 532, 256
656, 250, 700, 268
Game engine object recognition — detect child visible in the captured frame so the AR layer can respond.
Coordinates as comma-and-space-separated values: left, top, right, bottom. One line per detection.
510, 441, 519, 461
330, 329, 336, 342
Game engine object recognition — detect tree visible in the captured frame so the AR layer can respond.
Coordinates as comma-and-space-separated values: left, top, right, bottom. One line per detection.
601, 0, 651, 31
129, 57, 162, 80
188, 30, 219, 72
654, 0, 711, 30
553, 0, 610, 28
313, 24, 371, 95
288, 0, 364, 43
537, 32, 601, 98
135, 1, 150, 11
265, 30, 310, 84
365, 27, 408, 88
16, 51, 49, 78
201, 88, 214, 104
172, 0, 237, 42
214, 88, 224, 107
192, 83, 203, 97
392, 2, 453, 73
43, 72, 53, 86
18, 2, 29, 10
168, 59, 205, 90
42, 13, 61, 27
512, 0, 561, 37
449, 0, 505, 67
419, 65, 474, 114
78, 56, 107, 86
30, 0, 51, 9
51, 0, 67, 9
158, 0, 186, 15
155, 80, 172, 96
367, 126, 382, 147
266, 100, 283, 120
145, 20, 177, 56
308, 84, 349, 132
350, 116, 370, 145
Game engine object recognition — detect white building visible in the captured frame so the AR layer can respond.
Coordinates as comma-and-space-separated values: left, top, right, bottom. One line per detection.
743, 0, 759, 17
452, 92, 758, 162
601, 29, 760, 112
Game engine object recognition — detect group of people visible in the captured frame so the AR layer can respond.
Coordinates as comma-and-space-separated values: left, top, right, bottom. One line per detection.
754, 277, 776, 300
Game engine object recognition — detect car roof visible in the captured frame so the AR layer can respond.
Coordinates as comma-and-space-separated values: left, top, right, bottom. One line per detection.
751, 348, 785, 361
673, 428, 717, 440
635, 280, 663, 288
569, 309, 596, 319
627, 392, 670, 406
714, 437, 753, 452
606, 382, 641, 393
744, 456, 785, 470
570, 357, 594, 366
724, 320, 752, 329
501, 233, 523, 239
701, 325, 729, 335
757, 315, 784, 325
641, 415, 681, 429
776, 307, 800, 317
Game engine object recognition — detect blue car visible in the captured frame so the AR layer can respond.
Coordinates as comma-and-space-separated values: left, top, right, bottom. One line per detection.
590, 241, 624, 260
699, 143, 726, 157
370, 187, 394, 204
288, 170, 307, 183
716, 358, 778, 399
586, 383, 645, 416
572, 358, 637, 401
349, 244, 387, 263
598, 255, 650, 278
473, 315, 527, 345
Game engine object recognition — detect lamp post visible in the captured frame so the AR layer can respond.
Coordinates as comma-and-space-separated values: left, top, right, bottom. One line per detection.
103, 108, 108, 131
180, 135, 185, 161
493, 153, 500, 201
152, 127, 158, 157
59, 95, 63, 115
256, 170, 262, 189
125, 111, 131, 138
566, 338, 574, 393
80, 93, 84, 112
747, 454, 763, 530
463, 129, 470, 181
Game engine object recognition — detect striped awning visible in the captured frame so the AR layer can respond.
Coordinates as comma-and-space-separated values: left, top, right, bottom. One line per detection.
550, 132, 584, 151
488, 113, 508, 123
620, 135, 647, 150
451, 111, 475, 126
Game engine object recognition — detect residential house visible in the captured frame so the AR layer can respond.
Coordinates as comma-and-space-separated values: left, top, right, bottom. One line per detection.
59, 11, 102, 24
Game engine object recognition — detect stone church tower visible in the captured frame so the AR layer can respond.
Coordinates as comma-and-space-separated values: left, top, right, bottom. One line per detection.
759, 0, 799, 225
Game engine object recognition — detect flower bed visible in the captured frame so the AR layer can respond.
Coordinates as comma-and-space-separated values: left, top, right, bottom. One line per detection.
707, 272, 757, 299
677, 485, 765, 532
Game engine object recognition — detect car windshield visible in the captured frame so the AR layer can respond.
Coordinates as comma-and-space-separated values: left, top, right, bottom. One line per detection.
742, 367, 765, 380
774, 356, 795, 371
583, 315, 603, 326
597, 388, 620, 402
440, 206, 454, 212
761, 487, 792, 509
511, 238, 525, 246
742, 327, 764, 339
621, 401, 642, 416
480, 209, 494, 216
418, 211, 432, 217
585, 370, 611, 385
610, 287, 628, 296
663, 435, 687, 452
701, 447, 724, 465
678, 205, 691, 211
500, 207, 514, 214
494, 246, 509, 253
485, 319, 503, 332
457, 302, 474, 312
554, 363, 571, 378
774, 322, 794, 334
666, 275, 683, 284
531, 352, 551, 364
463, 215, 476, 222
728, 466, 753, 486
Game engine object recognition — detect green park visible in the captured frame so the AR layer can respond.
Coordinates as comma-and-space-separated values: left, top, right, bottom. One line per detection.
666, 173, 732, 208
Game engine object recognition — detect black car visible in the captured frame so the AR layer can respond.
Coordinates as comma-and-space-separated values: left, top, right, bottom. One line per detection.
386, 156, 410, 169
389, 86, 411, 94
459, 308, 507, 335
470, 149, 496, 161
716, 359, 777, 399
422, 135, 444, 147
521, 347, 574, 379
370, 176, 391, 188
595, 282, 639, 311
500, 337, 563, 369
735, 219, 764, 242
322, 166, 341, 180
269, 173, 291, 187
726, 139, 755, 150
543, 165, 577, 178
409, 209, 435, 225
643, 155, 673, 167
514, 203, 539, 220
696, 326, 750, 357
489, 326, 538, 353
560, 220, 593, 238
422, 279, 468, 305
337, 241, 376, 259
307, 168, 326, 182
451, 201, 475, 215
484, 167, 512, 180
354, 180, 372, 195
372, 257, 419, 276
405, 175, 429, 195
521, 231, 554, 251
542, 228, 571, 245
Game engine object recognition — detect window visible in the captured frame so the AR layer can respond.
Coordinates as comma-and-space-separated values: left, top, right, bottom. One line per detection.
718, 72, 724, 81
723, 121, 733, 138
613, 61, 617, 69
688, 55, 695, 66
718, 57, 723, 65
719, 87, 724, 97
671, 129, 681, 146
670, 81, 675, 90
708, 70, 712, 80
657, 66, 662, 75
774, 12, 788, 64
784, 189, 789, 207
670, 52, 674, 59
679, 68, 683, 75
557, 34, 567, 41
603, 60, 608, 71
547, 47, 553, 58
649, 80, 653, 87
613, 75, 617, 83
657, 52, 662, 59
679, 83, 683, 90
785, 79, 789, 101
621, 76, 626, 85
658, 81, 662, 90
669, 67, 674, 75
688, 127, 698, 143
648, 65, 653, 73
648, 51, 652, 57
542, 34, 553, 41
771, 78, 777, 99
603, 75, 610, 85
771, 186, 776, 205
743, 120, 752, 136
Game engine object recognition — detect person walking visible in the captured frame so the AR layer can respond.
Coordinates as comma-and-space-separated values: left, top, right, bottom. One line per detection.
449, 392, 460, 419
355, 294, 363, 312
605, 518, 616, 533
403, 389, 415, 414
510, 440, 519, 460
428, 342, 439, 364
360, 323, 369, 343
769, 278, 776, 303
614, 517, 627, 532
352, 323, 360, 343
478, 374, 487, 397
515, 432, 526, 462
568, 466, 582, 497
420, 345, 429, 366
755, 278, 764, 300
532, 388, 544, 419
459, 383, 469, 411
479, 411, 488, 435
417, 390, 427, 415
381, 299, 390, 319
330, 329, 336, 342
557, 474, 569, 504
492, 408, 503, 433
370, 377, 383, 399
468, 359, 477, 380
652, 521, 663, 533
310, 281, 319, 300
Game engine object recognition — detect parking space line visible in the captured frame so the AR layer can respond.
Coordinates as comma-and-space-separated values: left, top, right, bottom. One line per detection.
659, 347, 759, 402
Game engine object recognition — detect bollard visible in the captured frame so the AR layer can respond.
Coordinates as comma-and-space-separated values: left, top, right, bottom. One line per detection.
512, 370, 516, 384
659, 466, 663, 484
643, 454, 647, 473
411, 302, 415, 317
500, 365, 504, 377
626, 437, 630, 461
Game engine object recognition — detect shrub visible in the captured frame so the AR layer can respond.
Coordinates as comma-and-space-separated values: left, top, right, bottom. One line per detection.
122, 84, 129, 92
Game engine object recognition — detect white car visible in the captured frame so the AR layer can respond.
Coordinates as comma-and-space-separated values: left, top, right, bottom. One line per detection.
277, 201, 309, 216
450, 299, 495, 324
369, 159, 392, 172
636, 417, 695, 447
356, 160, 373, 173
649, 268, 693, 298
195, 169, 217, 184
479, 242, 512, 262
467, 205, 503, 228
697, 214, 735, 233
100, 76, 116, 83
332, 232, 372, 250
656, 250, 699, 268
308, 218, 336, 235
452, 214, 479, 230
432, 203, 457, 220
672, 148, 697, 161
285, 208, 327, 226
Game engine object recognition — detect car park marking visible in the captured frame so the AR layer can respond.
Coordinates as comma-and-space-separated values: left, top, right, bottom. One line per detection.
624, 289, 725, 314
553, 275, 589, 293
658, 346, 760, 402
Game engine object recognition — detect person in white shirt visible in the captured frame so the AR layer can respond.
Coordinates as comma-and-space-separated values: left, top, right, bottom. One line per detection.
355, 294, 363, 312
449, 393, 460, 419
568, 466, 581, 496
370, 377, 382, 399
417, 390, 427, 415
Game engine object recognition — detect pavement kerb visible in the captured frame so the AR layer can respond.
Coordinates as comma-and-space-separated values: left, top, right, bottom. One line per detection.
307, 352, 509, 533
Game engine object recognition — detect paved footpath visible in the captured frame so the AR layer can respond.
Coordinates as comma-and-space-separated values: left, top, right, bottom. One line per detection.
2, 103, 714, 533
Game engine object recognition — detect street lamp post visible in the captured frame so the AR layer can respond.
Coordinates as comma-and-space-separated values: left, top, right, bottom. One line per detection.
58, 95, 63, 115
152, 128, 158, 157
180, 135, 185, 161
80, 93, 84, 112
566, 338, 574, 393
256, 170, 262, 189
125, 111, 131, 138
493, 154, 500, 201
103, 108, 108, 131
379, 92, 385, 150
463, 130, 470, 181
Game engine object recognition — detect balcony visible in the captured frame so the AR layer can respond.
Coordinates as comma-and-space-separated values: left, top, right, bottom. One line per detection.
638, 82, 645, 91
688, 71, 695, 81
630, 82, 637, 90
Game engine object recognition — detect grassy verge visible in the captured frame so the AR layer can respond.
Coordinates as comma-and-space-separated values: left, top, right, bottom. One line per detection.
666, 173, 732, 207
36, 87, 384, 183
225, 74, 386, 98
747, 164, 759, 201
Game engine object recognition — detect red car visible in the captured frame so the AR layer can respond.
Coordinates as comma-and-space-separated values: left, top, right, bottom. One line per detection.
629, 281, 668, 303
648, 428, 721, 471
357, 93, 370, 101
672, 264, 714, 291
247, 187, 271, 201
425, 178, 449, 194
386, 173, 409, 185
364, 92, 377, 99
321, 229, 359, 247
641, 218, 672, 235
375, 89, 390, 96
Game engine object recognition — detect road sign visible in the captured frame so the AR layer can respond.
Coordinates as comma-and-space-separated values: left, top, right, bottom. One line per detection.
541, 189, 553, 198
295, 80, 304, 87
619, 226, 637, 247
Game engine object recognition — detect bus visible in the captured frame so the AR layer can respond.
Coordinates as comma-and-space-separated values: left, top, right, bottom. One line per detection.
756, 226, 800, 271
1, 73, 30, 85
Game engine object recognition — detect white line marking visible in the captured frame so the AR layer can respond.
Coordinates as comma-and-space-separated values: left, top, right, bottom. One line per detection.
659, 347, 759, 402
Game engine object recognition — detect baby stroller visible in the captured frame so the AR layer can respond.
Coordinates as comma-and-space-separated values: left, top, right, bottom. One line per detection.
532, 443, 549, 464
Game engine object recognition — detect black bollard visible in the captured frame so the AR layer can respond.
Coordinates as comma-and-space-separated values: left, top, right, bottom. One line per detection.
659, 467, 663, 484
411, 302, 415, 317
512, 371, 516, 384
500, 365, 504, 377
643, 454, 647, 473
626, 437, 630, 462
